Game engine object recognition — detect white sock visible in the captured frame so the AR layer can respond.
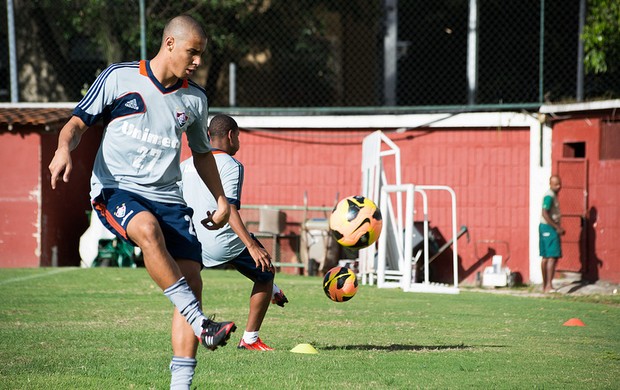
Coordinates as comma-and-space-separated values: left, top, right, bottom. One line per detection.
271, 283, 281, 299
243, 331, 259, 344
170, 356, 197, 390
163, 277, 206, 338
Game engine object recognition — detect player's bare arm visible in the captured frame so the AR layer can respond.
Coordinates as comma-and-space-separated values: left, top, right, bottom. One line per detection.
192, 151, 230, 229
227, 206, 274, 273
542, 209, 564, 235
49, 116, 88, 189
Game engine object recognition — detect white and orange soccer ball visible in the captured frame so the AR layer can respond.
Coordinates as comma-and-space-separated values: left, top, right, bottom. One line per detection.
329, 195, 383, 249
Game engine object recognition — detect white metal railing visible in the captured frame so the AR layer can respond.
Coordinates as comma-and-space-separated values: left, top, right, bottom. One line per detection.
377, 184, 460, 294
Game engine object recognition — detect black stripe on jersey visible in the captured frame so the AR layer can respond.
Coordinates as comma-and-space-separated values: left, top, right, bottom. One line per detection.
235, 160, 244, 208
227, 197, 241, 209
77, 61, 139, 112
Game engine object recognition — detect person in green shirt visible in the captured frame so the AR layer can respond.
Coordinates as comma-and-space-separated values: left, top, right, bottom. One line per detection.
539, 175, 565, 293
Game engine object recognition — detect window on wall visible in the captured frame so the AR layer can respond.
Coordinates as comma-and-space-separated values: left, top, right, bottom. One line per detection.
563, 142, 586, 158
601, 121, 620, 160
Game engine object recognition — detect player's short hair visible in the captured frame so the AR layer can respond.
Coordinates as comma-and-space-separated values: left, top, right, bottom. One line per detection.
208, 114, 238, 138
162, 15, 206, 42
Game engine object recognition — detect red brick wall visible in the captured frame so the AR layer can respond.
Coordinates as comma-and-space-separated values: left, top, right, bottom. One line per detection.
0, 132, 41, 267
395, 128, 530, 284
0, 127, 102, 268
40, 128, 102, 267
552, 117, 620, 283
236, 129, 367, 207
203, 127, 531, 284
5, 112, 616, 284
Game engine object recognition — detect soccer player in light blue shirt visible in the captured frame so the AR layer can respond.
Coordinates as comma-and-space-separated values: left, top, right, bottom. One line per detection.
182, 114, 288, 351
49, 15, 235, 389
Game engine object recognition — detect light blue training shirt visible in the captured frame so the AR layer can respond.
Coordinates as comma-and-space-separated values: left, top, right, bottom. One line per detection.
73, 60, 211, 204
181, 152, 246, 266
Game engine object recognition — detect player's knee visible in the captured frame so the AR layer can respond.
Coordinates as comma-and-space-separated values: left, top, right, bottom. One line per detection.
129, 216, 164, 246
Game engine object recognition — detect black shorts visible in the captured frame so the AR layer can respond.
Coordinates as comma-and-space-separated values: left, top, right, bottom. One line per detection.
92, 188, 202, 264
229, 236, 275, 283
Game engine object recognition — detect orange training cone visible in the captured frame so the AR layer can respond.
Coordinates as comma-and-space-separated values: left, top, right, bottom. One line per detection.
563, 318, 586, 327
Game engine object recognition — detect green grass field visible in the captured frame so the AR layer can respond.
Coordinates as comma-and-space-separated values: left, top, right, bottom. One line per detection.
1, 268, 619, 389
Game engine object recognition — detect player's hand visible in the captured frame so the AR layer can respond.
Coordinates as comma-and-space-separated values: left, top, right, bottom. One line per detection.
556, 226, 565, 236
48, 148, 72, 190
248, 245, 275, 273
201, 209, 229, 230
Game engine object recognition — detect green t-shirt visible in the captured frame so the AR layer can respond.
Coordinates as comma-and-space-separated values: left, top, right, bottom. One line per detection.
540, 189, 561, 225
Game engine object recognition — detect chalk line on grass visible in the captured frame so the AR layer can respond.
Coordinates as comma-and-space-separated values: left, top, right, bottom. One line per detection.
0, 267, 79, 286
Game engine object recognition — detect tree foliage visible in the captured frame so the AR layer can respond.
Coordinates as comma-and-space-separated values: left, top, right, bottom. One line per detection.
21, 0, 341, 105
583, 0, 620, 74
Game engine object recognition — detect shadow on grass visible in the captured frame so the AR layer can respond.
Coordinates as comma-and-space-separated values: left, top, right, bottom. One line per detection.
319, 343, 480, 351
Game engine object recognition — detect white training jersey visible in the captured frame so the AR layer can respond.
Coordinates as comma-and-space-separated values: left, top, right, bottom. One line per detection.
73, 60, 211, 204
181, 152, 246, 266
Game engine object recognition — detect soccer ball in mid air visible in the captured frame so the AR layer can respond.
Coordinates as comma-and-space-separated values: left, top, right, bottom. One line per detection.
329, 195, 382, 249
323, 266, 358, 302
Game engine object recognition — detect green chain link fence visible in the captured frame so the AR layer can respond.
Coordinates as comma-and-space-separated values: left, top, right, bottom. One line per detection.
2, 0, 618, 110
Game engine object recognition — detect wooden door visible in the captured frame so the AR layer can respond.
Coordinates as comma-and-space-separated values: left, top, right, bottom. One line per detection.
555, 159, 588, 273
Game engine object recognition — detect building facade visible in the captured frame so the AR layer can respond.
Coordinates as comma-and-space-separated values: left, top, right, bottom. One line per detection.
1, 103, 618, 285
